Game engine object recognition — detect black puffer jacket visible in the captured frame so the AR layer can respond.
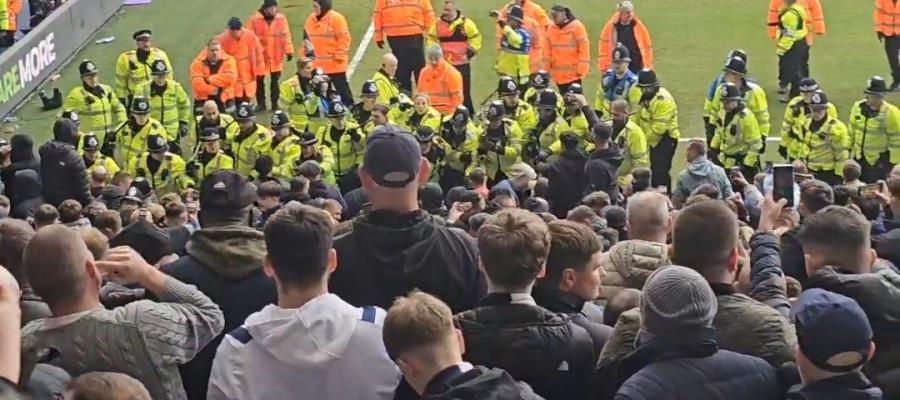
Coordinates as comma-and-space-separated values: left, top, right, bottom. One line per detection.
585, 146, 624, 200
532, 286, 611, 356
9, 169, 44, 220
785, 371, 883, 400
39, 120, 91, 207
546, 149, 588, 219
423, 365, 544, 400
454, 293, 596, 400
1, 134, 40, 198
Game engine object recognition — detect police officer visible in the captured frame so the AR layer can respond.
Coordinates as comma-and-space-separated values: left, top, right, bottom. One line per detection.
494, 5, 532, 87
277, 57, 315, 132
561, 84, 590, 142
437, 105, 480, 189
416, 126, 444, 184
63, 60, 127, 148
295, 131, 336, 185
114, 29, 173, 107
391, 93, 443, 133
800, 90, 849, 186
477, 100, 524, 184
632, 68, 680, 190
269, 110, 303, 181
316, 102, 366, 193
595, 44, 638, 118
711, 82, 763, 178
704, 49, 748, 147
498, 76, 537, 131
706, 57, 770, 150
780, 77, 837, 161
372, 53, 403, 106
774, 0, 809, 102
113, 96, 167, 167
849, 76, 900, 182
190, 127, 234, 181
350, 80, 379, 131
196, 100, 236, 140
529, 89, 569, 161
610, 99, 650, 186
135, 59, 192, 152
80, 133, 121, 177
127, 134, 194, 196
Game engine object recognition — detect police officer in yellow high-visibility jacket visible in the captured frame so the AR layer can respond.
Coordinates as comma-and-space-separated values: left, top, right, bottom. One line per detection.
112, 96, 167, 168
493, 5, 531, 87
711, 82, 763, 178
428, 0, 482, 112
800, 90, 849, 186
64, 60, 127, 147
114, 30, 173, 107
774, 0, 809, 102
390, 94, 443, 133
779, 77, 837, 161
269, 110, 303, 182
189, 127, 234, 181
630, 68, 679, 190
316, 101, 367, 193
295, 131, 336, 185
849, 76, 900, 182
79, 133, 120, 177
436, 105, 481, 188
706, 57, 770, 150
476, 100, 525, 184
498, 76, 537, 132
529, 90, 573, 162
134, 59, 191, 149
226, 102, 271, 179
609, 99, 649, 186
561, 84, 591, 143
372, 53, 403, 106
196, 100, 236, 144
277, 58, 314, 132
127, 135, 195, 196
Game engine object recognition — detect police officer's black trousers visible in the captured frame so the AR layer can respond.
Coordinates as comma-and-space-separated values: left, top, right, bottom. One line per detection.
885, 35, 900, 84
328, 73, 355, 106
456, 63, 474, 113
858, 152, 893, 183
779, 40, 809, 98
255, 71, 281, 110
650, 135, 677, 191
388, 35, 425, 94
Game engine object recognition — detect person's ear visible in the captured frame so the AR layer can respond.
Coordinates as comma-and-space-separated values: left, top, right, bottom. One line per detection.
359, 167, 374, 190
561, 268, 577, 290
868, 341, 877, 361
454, 328, 466, 356
417, 157, 431, 185
727, 247, 740, 273
263, 255, 276, 279
327, 248, 338, 274
536, 261, 546, 279
85, 258, 101, 287
868, 249, 878, 270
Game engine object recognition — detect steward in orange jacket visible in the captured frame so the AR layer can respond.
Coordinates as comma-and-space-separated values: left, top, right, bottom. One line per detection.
190, 39, 239, 113
372, 0, 435, 92
545, 5, 590, 91
247, 0, 294, 111
217, 18, 265, 103
306, 0, 354, 105
768, 0, 824, 45
875, 0, 900, 90
597, 1, 653, 73
417, 45, 463, 115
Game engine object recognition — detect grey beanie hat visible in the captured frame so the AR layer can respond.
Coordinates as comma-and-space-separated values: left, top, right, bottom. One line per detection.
640, 265, 717, 335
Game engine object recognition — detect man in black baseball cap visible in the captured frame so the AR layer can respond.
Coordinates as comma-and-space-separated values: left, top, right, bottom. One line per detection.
331, 125, 484, 313
789, 288, 881, 399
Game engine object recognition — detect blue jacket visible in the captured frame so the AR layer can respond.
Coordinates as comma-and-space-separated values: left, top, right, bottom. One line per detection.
601, 70, 637, 102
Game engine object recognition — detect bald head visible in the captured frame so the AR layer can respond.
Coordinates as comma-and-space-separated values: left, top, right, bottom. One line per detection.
626, 191, 671, 242
24, 225, 94, 309
203, 100, 218, 113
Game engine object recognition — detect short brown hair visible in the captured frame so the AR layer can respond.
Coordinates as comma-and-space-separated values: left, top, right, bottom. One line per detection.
57, 199, 83, 224
24, 225, 90, 308
264, 203, 334, 288
0, 219, 35, 284
94, 210, 122, 237
581, 191, 611, 211
165, 201, 187, 219
383, 291, 454, 361
843, 160, 862, 182
800, 179, 834, 214
544, 220, 602, 285
798, 206, 871, 271
33, 203, 59, 227
257, 181, 283, 199
79, 228, 110, 261
673, 200, 738, 277
477, 209, 550, 290
66, 372, 151, 400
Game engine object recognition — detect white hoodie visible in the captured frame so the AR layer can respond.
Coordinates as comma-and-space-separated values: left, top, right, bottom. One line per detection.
207, 293, 401, 400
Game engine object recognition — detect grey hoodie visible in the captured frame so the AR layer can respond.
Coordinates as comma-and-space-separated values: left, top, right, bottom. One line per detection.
673, 156, 734, 201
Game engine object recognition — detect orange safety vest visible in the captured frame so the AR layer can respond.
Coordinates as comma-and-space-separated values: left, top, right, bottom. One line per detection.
190, 50, 238, 102
373, 0, 435, 42
305, 10, 352, 74
417, 60, 463, 115
597, 12, 654, 72
247, 12, 294, 74
545, 19, 591, 86
768, 0, 824, 44
436, 17, 470, 65
876, 0, 900, 36
502, 0, 550, 29
7, 0, 21, 31
217, 29, 265, 98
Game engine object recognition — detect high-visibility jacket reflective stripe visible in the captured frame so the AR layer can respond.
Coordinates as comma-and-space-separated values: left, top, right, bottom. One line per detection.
780, 96, 838, 159
849, 100, 900, 164
475, 119, 525, 179
127, 152, 194, 195
706, 81, 771, 137
545, 19, 590, 85
630, 86, 681, 147
875, 0, 900, 36
225, 123, 272, 177
114, 48, 172, 99
597, 12, 654, 71
373, 0, 435, 41
195, 151, 234, 179
428, 14, 482, 65
801, 116, 849, 174
63, 84, 127, 144
217, 29, 266, 98
190, 51, 238, 102
317, 121, 366, 175
416, 60, 463, 115
305, 10, 352, 74
135, 79, 192, 138
768, 0, 824, 44
278, 76, 311, 132
776, 4, 808, 54
247, 12, 294, 74
711, 108, 763, 168
114, 119, 167, 168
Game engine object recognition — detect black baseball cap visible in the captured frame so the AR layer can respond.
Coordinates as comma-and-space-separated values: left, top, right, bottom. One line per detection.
200, 170, 257, 211
792, 288, 873, 373
362, 125, 421, 188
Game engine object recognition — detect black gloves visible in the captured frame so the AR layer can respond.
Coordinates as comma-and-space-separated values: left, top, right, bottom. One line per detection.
178, 122, 190, 138
376, 40, 385, 49
185, 161, 198, 179
878, 32, 886, 43
286, 54, 294, 62
348, 128, 362, 143
778, 145, 788, 160
466, 48, 476, 59
459, 152, 472, 165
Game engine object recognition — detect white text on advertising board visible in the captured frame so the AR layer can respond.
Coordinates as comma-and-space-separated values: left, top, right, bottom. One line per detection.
0, 32, 57, 104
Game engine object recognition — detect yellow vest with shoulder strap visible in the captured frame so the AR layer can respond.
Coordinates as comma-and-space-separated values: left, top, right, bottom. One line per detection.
63, 84, 127, 144
278, 76, 311, 132
225, 123, 272, 178
126, 152, 194, 195
317, 121, 366, 176
711, 107, 763, 168
114, 47, 173, 100
134, 79, 192, 138
801, 116, 850, 175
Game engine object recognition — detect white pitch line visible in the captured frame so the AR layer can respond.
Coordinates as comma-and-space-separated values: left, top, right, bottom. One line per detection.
347, 22, 375, 80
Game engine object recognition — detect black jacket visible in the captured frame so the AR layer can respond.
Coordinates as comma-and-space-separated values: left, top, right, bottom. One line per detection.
332, 210, 484, 313
805, 265, 900, 398
161, 225, 274, 400
39, 121, 91, 207
423, 365, 544, 400
546, 149, 588, 219
786, 372, 882, 400
612, 328, 781, 400
585, 146, 624, 200
1, 134, 40, 199
9, 169, 44, 220
454, 293, 596, 400
532, 286, 611, 356
308, 179, 347, 209
779, 228, 807, 283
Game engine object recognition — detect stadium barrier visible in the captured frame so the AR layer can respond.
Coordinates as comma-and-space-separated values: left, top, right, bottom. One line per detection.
0, 0, 122, 120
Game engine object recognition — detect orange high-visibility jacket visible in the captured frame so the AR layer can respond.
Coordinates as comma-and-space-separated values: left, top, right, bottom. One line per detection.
417, 60, 463, 115
305, 10, 352, 74
876, 0, 900, 36
247, 11, 294, 74
7, 0, 20, 31
768, 0, 824, 44
373, 0, 435, 42
545, 19, 590, 86
597, 12, 654, 72
217, 28, 265, 98
190, 49, 238, 102
502, 0, 550, 29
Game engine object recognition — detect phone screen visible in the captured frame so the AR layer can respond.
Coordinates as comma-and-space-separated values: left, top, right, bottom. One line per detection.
772, 164, 794, 207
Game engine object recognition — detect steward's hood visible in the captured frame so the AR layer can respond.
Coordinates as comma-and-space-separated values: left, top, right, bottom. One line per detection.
687, 156, 715, 178
244, 294, 361, 368
186, 226, 266, 279
10, 170, 41, 203
350, 210, 438, 275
